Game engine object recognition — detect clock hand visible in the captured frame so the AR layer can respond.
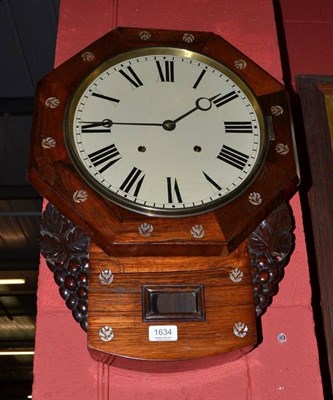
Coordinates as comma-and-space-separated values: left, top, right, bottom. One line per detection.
79, 93, 221, 133
79, 119, 163, 129
172, 93, 221, 124
79, 120, 113, 128
113, 121, 163, 127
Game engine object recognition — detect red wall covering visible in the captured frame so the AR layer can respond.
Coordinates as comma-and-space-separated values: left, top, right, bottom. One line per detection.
32, 1, 325, 399
280, 0, 333, 85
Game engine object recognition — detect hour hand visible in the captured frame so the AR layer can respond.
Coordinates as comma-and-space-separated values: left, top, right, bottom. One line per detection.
194, 93, 222, 111
172, 93, 221, 124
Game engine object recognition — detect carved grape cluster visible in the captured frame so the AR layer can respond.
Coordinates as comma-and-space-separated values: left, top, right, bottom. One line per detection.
248, 202, 293, 316
40, 203, 89, 331
251, 254, 283, 315
53, 257, 89, 331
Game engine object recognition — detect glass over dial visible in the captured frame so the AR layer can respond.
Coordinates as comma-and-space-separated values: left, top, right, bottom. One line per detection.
65, 48, 267, 217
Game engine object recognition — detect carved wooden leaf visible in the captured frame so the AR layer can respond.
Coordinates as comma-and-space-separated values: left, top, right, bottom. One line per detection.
40, 203, 88, 265
249, 202, 292, 263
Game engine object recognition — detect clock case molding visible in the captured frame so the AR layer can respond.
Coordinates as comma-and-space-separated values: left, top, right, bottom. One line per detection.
28, 27, 299, 258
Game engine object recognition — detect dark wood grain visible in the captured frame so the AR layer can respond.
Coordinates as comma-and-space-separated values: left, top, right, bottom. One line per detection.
296, 75, 333, 389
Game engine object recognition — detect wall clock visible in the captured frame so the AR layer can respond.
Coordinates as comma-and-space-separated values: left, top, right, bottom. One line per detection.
64, 47, 266, 218
29, 27, 299, 363
29, 27, 298, 257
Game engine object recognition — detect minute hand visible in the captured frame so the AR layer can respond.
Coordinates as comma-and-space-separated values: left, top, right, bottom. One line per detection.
172, 93, 221, 124
113, 121, 163, 127
79, 119, 163, 129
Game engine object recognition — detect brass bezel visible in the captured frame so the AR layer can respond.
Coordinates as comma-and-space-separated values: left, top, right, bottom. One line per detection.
64, 47, 267, 217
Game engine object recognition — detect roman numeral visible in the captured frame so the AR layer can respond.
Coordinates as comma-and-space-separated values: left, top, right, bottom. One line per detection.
119, 66, 144, 88
156, 60, 175, 82
193, 69, 206, 89
91, 93, 120, 104
217, 145, 249, 170
203, 172, 222, 191
81, 123, 111, 133
167, 177, 182, 203
120, 167, 145, 196
88, 144, 122, 173
224, 121, 253, 134
212, 91, 238, 108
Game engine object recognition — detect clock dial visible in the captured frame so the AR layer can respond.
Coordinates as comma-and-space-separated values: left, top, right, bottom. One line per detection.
65, 48, 267, 217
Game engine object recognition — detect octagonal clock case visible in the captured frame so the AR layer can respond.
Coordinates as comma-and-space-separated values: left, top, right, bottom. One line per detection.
29, 27, 299, 258
29, 27, 299, 362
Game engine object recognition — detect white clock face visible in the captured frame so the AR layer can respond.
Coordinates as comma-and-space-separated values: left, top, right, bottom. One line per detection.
65, 48, 266, 217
